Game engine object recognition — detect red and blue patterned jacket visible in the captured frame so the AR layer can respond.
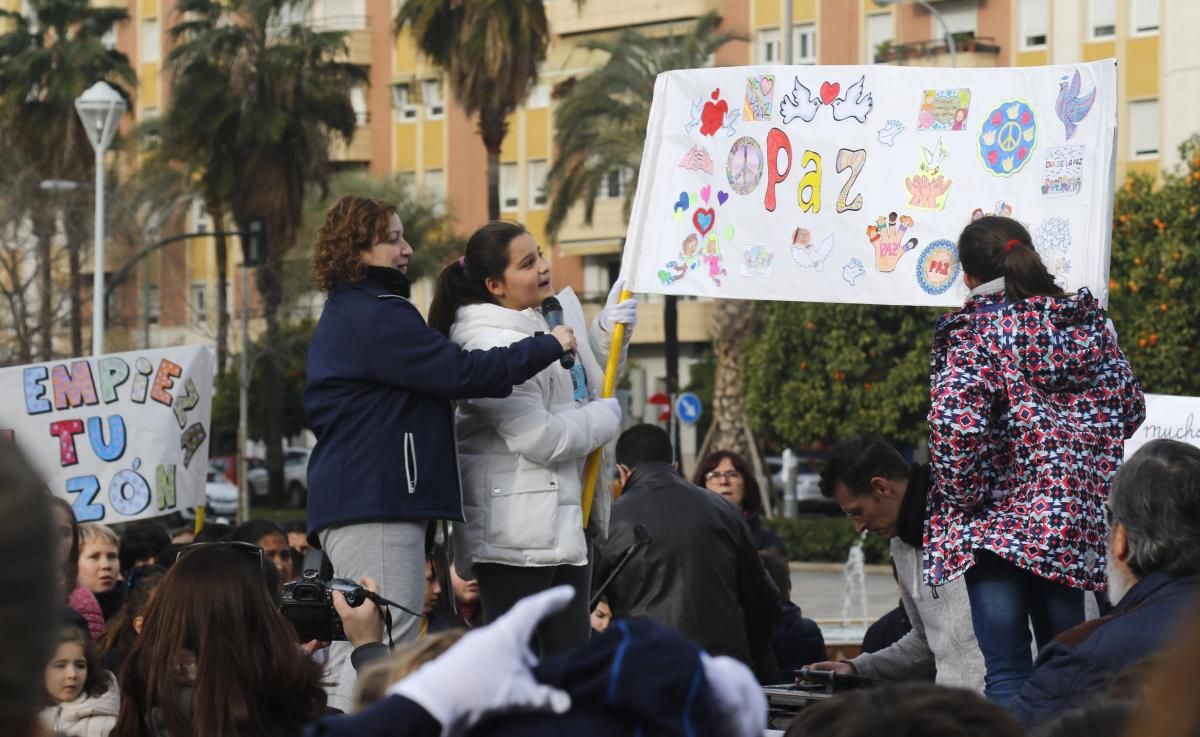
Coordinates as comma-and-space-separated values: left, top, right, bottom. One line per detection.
924, 287, 1145, 591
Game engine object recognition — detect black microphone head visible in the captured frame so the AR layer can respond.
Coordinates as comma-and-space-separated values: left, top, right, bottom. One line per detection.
541, 296, 562, 315
633, 524, 653, 547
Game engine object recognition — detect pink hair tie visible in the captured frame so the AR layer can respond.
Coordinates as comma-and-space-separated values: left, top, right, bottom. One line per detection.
458, 256, 466, 268
1004, 239, 1021, 253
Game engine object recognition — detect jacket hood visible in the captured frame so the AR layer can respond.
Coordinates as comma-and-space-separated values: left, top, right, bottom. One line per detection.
957, 287, 1111, 393
452, 301, 546, 345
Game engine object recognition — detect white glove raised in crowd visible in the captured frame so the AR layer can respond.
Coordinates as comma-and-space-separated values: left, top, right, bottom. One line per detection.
598, 279, 638, 333
388, 585, 574, 736
700, 652, 768, 737
592, 397, 622, 426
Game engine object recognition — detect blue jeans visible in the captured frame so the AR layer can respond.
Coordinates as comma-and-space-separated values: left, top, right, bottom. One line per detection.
964, 550, 1085, 704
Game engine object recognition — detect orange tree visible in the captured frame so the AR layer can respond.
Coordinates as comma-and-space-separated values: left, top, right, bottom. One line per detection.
1107, 135, 1200, 395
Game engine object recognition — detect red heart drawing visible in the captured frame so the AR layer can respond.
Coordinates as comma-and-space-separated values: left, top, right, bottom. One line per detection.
992, 111, 1002, 125
699, 97, 728, 137
987, 151, 999, 164
1018, 146, 1028, 159
692, 207, 715, 235
819, 82, 840, 106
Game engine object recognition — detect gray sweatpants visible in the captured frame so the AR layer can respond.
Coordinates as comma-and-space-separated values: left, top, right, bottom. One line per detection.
319, 520, 426, 712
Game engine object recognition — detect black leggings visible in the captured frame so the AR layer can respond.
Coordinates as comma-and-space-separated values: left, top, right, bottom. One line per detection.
474, 557, 593, 657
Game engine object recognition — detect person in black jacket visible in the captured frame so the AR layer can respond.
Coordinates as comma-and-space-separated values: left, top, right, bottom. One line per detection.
693, 450, 787, 557
595, 425, 780, 671
1007, 439, 1200, 726
304, 196, 575, 709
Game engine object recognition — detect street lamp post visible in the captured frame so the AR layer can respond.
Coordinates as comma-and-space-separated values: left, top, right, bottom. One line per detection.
873, 0, 958, 68
74, 81, 127, 357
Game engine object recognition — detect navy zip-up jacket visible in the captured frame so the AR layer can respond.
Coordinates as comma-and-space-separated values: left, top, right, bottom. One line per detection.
1008, 571, 1200, 725
304, 274, 563, 538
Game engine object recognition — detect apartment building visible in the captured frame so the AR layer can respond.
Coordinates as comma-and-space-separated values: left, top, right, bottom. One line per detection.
25, 0, 1196, 387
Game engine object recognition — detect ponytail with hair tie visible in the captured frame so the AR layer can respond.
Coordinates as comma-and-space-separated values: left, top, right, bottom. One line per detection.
1004, 239, 1021, 253
957, 216, 1065, 301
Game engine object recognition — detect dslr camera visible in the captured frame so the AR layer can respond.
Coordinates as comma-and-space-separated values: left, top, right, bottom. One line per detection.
281, 549, 369, 642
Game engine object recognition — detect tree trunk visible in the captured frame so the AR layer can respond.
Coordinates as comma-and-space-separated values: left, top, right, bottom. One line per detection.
33, 213, 54, 361
707, 299, 756, 458
479, 107, 509, 222
212, 208, 229, 379
64, 207, 86, 357
253, 217, 287, 506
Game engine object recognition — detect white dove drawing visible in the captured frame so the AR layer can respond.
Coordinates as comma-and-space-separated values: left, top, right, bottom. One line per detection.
792, 232, 836, 272
780, 78, 820, 124
831, 76, 873, 123
919, 137, 949, 174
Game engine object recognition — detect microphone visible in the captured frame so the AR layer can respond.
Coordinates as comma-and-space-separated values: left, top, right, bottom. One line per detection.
541, 296, 575, 369
589, 523, 653, 611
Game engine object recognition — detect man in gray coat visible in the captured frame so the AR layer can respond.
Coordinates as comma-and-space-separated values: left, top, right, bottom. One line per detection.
808, 437, 985, 690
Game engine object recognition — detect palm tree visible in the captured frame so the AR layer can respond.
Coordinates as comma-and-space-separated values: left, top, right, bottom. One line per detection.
545, 13, 759, 464
0, 0, 134, 359
395, 0, 552, 221
166, 0, 366, 503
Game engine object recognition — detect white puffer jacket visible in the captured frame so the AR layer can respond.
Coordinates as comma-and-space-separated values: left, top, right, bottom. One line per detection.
450, 288, 626, 571
40, 672, 120, 737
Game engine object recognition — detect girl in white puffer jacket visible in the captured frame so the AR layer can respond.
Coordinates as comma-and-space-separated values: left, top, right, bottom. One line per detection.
41, 626, 120, 737
428, 221, 637, 655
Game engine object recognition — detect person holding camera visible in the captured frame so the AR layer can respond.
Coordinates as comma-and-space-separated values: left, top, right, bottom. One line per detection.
305, 197, 577, 709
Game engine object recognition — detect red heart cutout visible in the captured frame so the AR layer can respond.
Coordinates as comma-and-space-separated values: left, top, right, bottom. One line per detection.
991, 111, 1002, 125
1018, 146, 1028, 159
987, 151, 999, 164
692, 207, 715, 236
819, 82, 840, 106
1020, 110, 1031, 125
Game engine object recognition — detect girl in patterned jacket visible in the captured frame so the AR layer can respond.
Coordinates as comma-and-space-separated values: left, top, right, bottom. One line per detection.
925, 216, 1145, 704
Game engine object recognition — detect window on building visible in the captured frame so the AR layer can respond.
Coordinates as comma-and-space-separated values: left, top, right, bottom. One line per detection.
527, 159, 548, 208
528, 82, 550, 108
423, 168, 444, 210
101, 23, 118, 51
1130, 99, 1159, 158
938, 0, 978, 36
148, 285, 160, 325
1130, 0, 1159, 34
141, 18, 161, 63
1090, 0, 1116, 39
193, 199, 209, 233
191, 283, 207, 323
756, 28, 780, 63
603, 167, 632, 199
1020, 0, 1048, 48
500, 162, 519, 210
866, 13, 892, 63
793, 24, 817, 64
392, 84, 418, 120
350, 85, 368, 124
422, 79, 444, 119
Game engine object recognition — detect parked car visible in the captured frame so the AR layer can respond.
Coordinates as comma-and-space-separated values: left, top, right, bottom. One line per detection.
766, 453, 840, 516
247, 447, 310, 507
180, 467, 240, 521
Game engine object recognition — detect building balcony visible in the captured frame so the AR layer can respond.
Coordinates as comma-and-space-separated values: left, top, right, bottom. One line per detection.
582, 297, 715, 345
546, 0, 721, 36
875, 33, 1001, 68
330, 125, 372, 162
555, 198, 628, 254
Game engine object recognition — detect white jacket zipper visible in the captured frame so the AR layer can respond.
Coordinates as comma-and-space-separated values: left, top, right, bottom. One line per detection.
404, 432, 418, 494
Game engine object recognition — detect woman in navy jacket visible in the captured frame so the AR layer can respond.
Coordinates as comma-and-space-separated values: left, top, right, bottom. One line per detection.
304, 196, 574, 710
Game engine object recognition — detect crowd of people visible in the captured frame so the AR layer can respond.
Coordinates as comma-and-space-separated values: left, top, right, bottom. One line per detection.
4, 195, 1200, 737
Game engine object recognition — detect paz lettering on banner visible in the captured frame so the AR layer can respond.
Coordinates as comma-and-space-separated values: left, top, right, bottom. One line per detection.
0, 345, 216, 523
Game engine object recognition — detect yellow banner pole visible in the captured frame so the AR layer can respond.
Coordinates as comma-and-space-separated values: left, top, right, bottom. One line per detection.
582, 290, 632, 528
193, 505, 206, 535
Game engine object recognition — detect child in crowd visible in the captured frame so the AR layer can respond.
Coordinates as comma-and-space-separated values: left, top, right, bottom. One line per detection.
231, 520, 295, 584
926, 215, 1145, 702
77, 524, 122, 620
50, 498, 104, 640
41, 625, 119, 737
95, 566, 166, 673
351, 630, 465, 712
590, 597, 612, 635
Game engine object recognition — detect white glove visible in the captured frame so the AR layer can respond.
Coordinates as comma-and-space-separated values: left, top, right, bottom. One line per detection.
598, 279, 638, 333
700, 653, 767, 737
388, 586, 573, 736
592, 397, 622, 426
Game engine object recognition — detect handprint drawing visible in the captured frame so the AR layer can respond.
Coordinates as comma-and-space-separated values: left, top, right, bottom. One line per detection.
866, 212, 917, 273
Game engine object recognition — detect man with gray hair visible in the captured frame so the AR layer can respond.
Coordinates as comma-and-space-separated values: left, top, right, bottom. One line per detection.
1008, 439, 1200, 725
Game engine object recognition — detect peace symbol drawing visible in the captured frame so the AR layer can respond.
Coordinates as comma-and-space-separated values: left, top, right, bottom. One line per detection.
978, 100, 1037, 177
